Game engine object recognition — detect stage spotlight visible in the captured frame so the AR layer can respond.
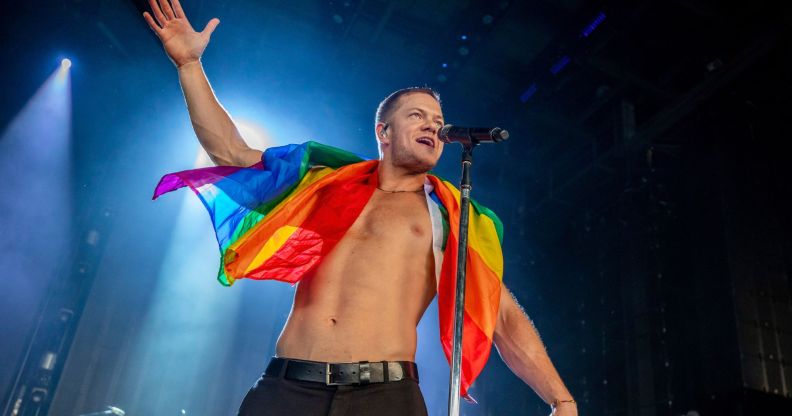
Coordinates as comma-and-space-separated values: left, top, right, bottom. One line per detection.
55, 58, 72, 84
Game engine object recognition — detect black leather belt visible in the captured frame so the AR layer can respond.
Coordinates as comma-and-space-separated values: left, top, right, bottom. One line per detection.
265, 356, 420, 385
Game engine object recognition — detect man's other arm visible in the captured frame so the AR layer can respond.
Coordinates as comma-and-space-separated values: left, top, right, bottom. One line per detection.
493, 284, 578, 415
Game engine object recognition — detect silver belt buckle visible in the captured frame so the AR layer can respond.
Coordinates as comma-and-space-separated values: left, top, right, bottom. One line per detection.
325, 362, 362, 385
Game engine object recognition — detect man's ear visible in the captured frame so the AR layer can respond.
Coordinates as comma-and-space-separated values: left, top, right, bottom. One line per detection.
375, 122, 390, 145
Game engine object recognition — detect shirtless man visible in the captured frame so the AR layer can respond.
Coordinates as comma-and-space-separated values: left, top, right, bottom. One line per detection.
143, 1, 577, 415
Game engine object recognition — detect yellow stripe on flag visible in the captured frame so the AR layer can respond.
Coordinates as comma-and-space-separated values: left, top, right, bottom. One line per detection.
441, 180, 504, 278
244, 225, 299, 273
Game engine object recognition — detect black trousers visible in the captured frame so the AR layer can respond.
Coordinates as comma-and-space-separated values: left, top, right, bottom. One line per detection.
238, 362, 429, 416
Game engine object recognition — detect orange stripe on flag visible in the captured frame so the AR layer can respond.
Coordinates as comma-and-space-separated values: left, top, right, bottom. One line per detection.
224, 167, 341, 278
463, 248, 502, 335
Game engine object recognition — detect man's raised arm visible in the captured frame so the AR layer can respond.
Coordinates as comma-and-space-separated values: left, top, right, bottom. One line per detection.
143, 0, 263, 167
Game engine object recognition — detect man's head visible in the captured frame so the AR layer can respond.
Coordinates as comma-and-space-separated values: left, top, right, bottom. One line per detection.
374, 87, 444, 173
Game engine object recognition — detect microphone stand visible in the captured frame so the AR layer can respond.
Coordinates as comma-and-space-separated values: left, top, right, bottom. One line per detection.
447, 143, 476, 416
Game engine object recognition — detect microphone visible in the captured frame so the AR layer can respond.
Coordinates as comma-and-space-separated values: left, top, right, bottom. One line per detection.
438, 125, 509, 146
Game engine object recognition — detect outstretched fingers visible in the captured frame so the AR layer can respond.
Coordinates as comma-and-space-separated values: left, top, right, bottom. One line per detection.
171, 0, 186, 18
147, 0, 167, 27
142, 11, 163, 36
158, 0, 176, 20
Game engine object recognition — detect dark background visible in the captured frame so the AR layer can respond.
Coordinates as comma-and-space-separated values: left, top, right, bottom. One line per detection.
1, 0, 791, 415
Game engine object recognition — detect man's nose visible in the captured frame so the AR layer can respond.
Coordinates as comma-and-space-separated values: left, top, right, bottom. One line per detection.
421, 120, 438, 134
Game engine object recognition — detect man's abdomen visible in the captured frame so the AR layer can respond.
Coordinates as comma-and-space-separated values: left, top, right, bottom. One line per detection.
274, 238, 436, 362
274, 303, 421, 362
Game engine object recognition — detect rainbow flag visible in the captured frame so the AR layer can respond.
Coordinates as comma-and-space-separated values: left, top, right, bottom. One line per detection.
152, 141, 504, 400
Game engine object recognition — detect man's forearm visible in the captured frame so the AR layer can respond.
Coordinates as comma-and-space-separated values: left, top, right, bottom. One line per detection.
493, 297, 575, 408
177, 61, 252, 166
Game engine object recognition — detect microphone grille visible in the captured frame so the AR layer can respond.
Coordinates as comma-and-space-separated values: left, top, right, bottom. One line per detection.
490, 127, 510, 142
439, 124, 454, 143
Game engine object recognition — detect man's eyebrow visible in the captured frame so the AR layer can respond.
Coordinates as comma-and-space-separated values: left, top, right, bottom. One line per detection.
405, 107, 444, 121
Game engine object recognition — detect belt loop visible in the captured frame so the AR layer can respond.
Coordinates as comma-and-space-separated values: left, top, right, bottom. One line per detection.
278, 357, 288, 378
383, 361, 389, 382
325, 362, 332, 385
359, 361, 371, 385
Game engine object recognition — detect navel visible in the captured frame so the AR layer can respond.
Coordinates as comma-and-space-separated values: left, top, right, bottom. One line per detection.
328, 317, 337, 326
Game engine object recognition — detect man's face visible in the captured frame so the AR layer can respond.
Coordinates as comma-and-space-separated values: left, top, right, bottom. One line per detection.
379, 92, 445, 173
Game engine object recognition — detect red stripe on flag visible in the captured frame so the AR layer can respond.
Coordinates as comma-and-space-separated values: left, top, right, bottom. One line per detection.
227, 161, 378, 281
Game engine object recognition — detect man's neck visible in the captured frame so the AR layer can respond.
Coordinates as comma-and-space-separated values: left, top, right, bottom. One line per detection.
376, 160, 428, 192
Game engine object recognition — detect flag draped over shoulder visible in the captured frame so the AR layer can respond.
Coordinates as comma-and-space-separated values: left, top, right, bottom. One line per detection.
152, 141, 504, 400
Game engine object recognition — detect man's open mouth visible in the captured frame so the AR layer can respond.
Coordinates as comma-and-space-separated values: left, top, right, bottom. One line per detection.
416, 137, 435, 148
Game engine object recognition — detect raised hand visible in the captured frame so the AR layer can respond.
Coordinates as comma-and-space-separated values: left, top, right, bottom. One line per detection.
143, 0, 220, 68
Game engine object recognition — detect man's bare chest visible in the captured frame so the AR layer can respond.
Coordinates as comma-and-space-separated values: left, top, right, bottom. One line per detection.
298, 190, 437, 312
344, 192, 433, 244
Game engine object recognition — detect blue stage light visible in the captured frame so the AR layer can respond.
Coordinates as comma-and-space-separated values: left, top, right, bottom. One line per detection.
550, 55, 570, 75
61, 58, 72, 69
520, 83, 538, 103
580, 12, 606, 38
